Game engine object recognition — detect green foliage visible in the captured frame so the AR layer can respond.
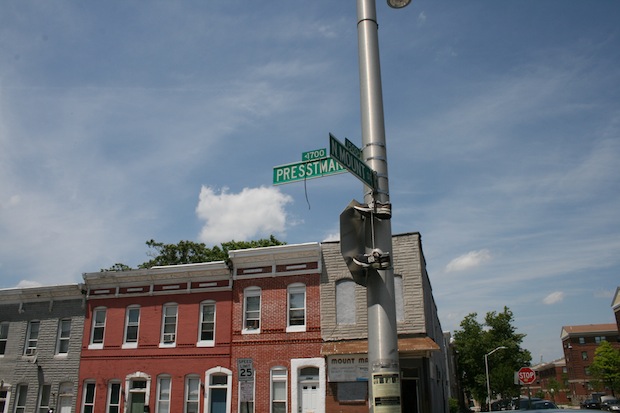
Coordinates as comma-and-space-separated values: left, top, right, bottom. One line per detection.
101, 263, 133, 272
449, 398, 459, 413
453, 307, 532, 406
101, 236, 287, 270
590, 340, 620, 396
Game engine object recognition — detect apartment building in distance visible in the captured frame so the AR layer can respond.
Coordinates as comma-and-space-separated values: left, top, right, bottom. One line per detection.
561, 323, 620, 403
0, 284, 85, 413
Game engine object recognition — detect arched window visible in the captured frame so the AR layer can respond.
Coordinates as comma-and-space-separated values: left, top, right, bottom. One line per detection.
89, 307, 107, 349
270, 367, 287, 413
336, 279, 356, 325
123, 305, 140, 348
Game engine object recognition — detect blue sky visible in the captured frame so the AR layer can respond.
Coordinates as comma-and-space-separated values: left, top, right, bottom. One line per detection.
1, 0, 618, 362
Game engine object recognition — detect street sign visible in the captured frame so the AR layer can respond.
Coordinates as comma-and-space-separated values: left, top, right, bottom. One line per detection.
329, 133, 376, 189
517, 367, 536, 385
237, 358, 254, 382
345, 138, 362, 159
273, 157, 346, 185
302, 148, 327, 162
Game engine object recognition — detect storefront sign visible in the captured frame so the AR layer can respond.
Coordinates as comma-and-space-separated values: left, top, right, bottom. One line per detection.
327, 354, 368, 382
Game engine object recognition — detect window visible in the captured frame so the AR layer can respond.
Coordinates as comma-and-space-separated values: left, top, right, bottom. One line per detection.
185, 376, 200, 413
0, 387, 8, 413
287, 284, 306, 332
198, 301, 216, 346
58, 382, 74, 413
585, 367, 591, 376
336, 279, 356, 325
37, 384, 51, 413
157, 376, 171, 413
24, 320, 40, 355
582, 351, 588, 360
124, 306, 140, 347
243, 287, 261, 333
90, 307, 107, 348
14, 384, 27, 413
271, 367, 287, 413
161, 304, 178, 346
0, 322, 8, 356
394, 275, 404, 322
578, 337, 585, 345
107, 381, 121, 413
82, 381, 96, 413
56, 319, 71, 355
595, 336, 606, 344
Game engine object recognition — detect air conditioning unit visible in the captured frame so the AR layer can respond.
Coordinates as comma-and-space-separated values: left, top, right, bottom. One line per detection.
163, 333, 176, 343
25, 348, 37, 356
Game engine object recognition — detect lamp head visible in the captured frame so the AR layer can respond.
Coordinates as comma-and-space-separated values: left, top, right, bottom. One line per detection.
387, 0, 411, 8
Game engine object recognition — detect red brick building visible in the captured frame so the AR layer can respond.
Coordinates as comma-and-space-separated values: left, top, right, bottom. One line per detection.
561, 323, 620, 404
531, 359, 569, 405
228, 243, 324, 413
78, 261, 232, 413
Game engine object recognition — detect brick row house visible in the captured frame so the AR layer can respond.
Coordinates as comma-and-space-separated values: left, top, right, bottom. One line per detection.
0, 232, 449, 413
0, 284, 85, 413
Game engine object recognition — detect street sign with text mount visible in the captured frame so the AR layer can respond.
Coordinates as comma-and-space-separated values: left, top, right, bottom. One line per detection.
329, 133, 376, 189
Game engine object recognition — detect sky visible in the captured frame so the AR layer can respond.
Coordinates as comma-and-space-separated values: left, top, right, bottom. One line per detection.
1, 0, 619, 363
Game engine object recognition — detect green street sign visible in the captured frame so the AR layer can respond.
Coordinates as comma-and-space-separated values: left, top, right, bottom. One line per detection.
273, 157, 346, 185
329, 133, 376, 189
345, 138, 362, 159
302, 148, 327, 162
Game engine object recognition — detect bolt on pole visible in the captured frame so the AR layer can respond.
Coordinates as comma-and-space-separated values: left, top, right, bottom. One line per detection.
356, 0, 401, 411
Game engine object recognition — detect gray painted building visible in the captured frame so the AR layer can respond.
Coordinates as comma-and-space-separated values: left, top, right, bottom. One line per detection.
320, 232, 449, 413
0, 284, 85, 413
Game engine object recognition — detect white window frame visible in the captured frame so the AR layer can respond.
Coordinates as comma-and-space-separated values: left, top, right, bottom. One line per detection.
123, 305, 140, 349
205, 367, 232, 413
56, 318, 71, 356
270, 367, 287, 413
24, 320, 40, 356
107, 381, 121, 413
37, 384, 52, 413
0, 322, 9, 357
286, 284, 306, 332
0, 385, 11, 413
336, 279, 356, 325
242, 287, 261, 334
185, 375, 201, 413
160, 303, 178, 348
82, 381, 96, 413
156, 375, 171, 413
89, 307, 107, 349
57, 382, 73, 413
14, 384, 28, 413
198, 301, 216, 347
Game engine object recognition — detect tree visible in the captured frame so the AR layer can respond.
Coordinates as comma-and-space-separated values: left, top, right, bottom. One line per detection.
101, 235, 286, 270
453, 307, 531, 409
590, 340, 620, 397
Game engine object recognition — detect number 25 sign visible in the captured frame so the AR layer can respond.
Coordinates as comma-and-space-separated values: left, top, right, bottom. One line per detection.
237, 358, 254, 382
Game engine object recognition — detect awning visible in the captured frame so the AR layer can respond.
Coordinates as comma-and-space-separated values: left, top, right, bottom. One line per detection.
321, 337, 440, 358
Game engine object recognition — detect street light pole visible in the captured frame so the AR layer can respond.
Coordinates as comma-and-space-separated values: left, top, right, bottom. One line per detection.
356, 0, 409, 411
485, 346, 507, 412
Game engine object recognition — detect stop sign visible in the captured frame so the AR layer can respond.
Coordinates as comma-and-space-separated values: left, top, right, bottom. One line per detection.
518, 367, 536, 385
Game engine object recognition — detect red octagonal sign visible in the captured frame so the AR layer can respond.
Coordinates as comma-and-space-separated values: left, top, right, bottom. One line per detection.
518, 367, 536, 385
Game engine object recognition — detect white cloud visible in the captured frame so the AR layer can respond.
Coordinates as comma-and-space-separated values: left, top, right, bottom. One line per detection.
322, 232, 340, 242
196, 186, 293, 245
418, 12, 427, 24
445, 249, 491, 273
543, 291, 565, 305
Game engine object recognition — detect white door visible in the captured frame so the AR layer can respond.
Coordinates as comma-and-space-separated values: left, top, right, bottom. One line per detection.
299, 380, 319, 413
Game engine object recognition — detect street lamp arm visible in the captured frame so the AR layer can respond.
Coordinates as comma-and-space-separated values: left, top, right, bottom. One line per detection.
485, 346, 507, 412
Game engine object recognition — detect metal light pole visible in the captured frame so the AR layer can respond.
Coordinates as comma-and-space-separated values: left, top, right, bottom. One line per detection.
356, 0, 410, 411
485, 346, 507, 412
